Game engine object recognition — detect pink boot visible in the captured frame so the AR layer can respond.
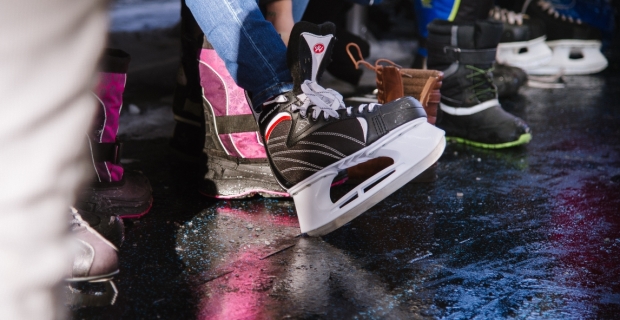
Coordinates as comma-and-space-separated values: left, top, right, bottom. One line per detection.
198, 43, 288, 198
76, 49, 153, 218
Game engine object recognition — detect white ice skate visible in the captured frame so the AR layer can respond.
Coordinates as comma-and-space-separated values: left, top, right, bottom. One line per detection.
496, 36, 552, 70
490, 7, 553, 70
522, 0, 608, 75
527, 40, 608, 75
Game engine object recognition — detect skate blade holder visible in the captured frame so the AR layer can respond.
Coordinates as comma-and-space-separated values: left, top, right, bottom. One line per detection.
65, 278, 118, 308
527, 72, 566, 89
525, 40, 608, 75
289, 119, 446, 236
496, 36, 553, 69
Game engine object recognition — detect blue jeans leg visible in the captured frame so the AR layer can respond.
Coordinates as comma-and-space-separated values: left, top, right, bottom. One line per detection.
185, 0, 293, 108
292, 0, 309, 22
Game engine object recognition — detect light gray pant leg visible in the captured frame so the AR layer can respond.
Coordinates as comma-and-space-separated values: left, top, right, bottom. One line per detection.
0, 0, 108, 318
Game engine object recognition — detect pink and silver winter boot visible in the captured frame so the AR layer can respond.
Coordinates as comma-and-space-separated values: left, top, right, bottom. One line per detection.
171, 8, 288, 199
197, 42, 289, 199
76, 49, 153, 219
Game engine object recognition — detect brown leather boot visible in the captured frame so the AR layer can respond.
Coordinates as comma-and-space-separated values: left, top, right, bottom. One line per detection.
345, 43, 443, 182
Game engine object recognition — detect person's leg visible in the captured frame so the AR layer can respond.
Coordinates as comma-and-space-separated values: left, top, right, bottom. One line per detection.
186, 2, 446, 235
185, 0, 292, 108
0, 0, 108, 318
264, 0, 295, 46
171, 1, 289, 199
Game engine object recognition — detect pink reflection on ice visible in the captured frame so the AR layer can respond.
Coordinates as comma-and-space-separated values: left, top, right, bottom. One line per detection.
216, 202, 299, 229
197, 249, 280, 319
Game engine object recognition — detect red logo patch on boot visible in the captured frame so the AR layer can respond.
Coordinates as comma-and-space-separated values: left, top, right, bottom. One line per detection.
313, 43, 325, 54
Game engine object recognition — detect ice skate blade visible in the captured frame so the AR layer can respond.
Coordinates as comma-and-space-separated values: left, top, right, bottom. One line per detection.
526, 40, 608, 75
289, 120, 446, 236
66, 269, 120, 282
66, 279, 118, 307
496, 36, 552, 69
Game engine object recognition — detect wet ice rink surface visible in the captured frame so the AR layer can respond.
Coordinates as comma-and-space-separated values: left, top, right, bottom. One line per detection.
73, 9, 620, 320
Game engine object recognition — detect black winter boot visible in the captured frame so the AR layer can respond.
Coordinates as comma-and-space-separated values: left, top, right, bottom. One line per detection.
427, 19, 532, 148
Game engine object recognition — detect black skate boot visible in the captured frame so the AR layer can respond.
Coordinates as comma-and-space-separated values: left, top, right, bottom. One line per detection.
427, 19, 532, 148
521, 0, 607, 75
258, 22, 446, 235
76, 49, 153, 219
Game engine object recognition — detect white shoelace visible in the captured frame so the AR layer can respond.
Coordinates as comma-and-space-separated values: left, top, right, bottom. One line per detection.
293, 80, 378, 120
490, 6, 525, 25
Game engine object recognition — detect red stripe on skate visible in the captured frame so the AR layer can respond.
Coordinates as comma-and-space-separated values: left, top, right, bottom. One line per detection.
265, 113, 291, 142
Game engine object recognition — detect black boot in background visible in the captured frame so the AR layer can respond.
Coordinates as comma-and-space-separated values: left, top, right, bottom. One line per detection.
427, 19, 532, 148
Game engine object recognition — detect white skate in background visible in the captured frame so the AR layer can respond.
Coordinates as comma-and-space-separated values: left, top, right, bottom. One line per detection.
525, 39, 608, 75
290, 119, 446, 236
496, 36, 553, 70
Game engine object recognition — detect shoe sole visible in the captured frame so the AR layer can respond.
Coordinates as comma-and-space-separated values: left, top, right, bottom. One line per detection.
446, 132, 532, 149
199, 189, 290, 199
118, 200, 153, 219
200, 155, 290, 199
289, 119, 446, 236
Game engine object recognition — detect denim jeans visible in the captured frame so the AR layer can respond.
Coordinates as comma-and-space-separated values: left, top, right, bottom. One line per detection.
292, 0, 309, 22
186, 0, 293, 108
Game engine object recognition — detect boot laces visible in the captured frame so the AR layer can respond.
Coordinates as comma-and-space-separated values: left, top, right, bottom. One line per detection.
490, 6, 525, 25
293, 80, 378, 120
537, 0, 581, 24
465, 65, 497, 100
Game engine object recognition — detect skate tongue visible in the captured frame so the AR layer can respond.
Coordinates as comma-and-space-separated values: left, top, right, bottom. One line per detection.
300, 33, 334, 82
295, 80, 345, 120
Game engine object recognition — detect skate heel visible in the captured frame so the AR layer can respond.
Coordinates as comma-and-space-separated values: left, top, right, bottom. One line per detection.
496, 36, 552, 69
528, 40, 608, 75
289, 120, 446, 236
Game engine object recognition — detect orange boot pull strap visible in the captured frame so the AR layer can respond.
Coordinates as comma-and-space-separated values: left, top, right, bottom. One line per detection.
419, 76, 439, 107
346, 43, 375, 71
